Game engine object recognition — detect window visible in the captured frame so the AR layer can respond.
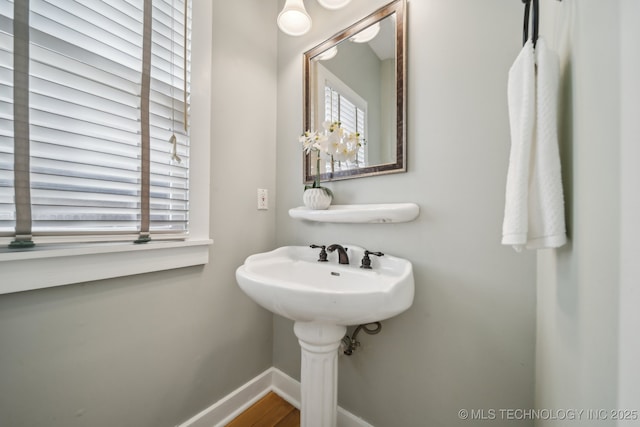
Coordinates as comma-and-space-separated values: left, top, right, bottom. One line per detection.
0, 0, 212, 294
323, 84, 367, 169
0, 0, 191, 246
316, 62, 368, 172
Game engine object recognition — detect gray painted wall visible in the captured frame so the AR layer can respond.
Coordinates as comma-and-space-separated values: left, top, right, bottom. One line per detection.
535, 0, 620, 422
618, 0, 640, 414
275, 1, 537, 426
0, 2, 278, 426
536, 0, 640, 424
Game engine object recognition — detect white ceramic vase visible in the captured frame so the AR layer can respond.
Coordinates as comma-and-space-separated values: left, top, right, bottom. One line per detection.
303, 188, 332, 210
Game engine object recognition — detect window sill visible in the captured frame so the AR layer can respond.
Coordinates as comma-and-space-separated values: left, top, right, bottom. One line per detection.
0, 239, 213, 295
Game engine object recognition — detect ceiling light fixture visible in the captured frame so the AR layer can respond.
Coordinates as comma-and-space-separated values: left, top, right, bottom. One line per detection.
317, 0, 352, 10
315, 46, 338, 61
350, 22, 380, 43
277, 0, 312, 36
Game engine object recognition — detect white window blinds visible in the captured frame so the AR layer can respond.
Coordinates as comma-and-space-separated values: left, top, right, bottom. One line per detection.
323, 85, 366, 168
0, 0, 191, 246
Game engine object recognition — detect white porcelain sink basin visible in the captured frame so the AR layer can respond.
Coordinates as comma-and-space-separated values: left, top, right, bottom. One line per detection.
236, 245, 414, 427
235, 245, 414, 326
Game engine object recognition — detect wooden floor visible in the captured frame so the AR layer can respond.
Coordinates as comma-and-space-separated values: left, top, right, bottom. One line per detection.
226, 391, 300, 427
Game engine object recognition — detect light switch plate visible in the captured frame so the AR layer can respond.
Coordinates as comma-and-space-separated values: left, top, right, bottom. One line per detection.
257, 189, 268, 210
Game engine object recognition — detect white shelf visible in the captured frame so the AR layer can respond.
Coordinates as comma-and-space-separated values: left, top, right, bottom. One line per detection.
288, 203, 419, 224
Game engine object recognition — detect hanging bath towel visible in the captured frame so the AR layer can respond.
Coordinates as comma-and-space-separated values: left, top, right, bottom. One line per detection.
502, 38, 567, 251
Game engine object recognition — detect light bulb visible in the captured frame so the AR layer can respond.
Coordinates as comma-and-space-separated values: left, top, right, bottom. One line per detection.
350, 22, 381, 43
278, 0, 312, 36
315, 46, 338, 61
317, 0, 352, 10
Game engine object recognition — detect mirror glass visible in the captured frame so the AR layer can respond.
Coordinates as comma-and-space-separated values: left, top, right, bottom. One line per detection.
303, 0, 406, 183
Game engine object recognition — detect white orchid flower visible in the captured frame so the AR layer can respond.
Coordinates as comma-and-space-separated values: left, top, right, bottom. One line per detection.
302, 121, 363, 175
300, 130, 325, 154
346, 132, 362, 146
334, 141, 358, 163
328, 134, 343, 155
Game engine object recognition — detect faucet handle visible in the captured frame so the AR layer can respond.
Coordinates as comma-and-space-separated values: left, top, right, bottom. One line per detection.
360, 250, 384, 269
310, 244, 328, 262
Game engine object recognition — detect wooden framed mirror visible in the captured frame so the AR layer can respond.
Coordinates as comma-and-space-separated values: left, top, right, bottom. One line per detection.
303, 0, 406, 183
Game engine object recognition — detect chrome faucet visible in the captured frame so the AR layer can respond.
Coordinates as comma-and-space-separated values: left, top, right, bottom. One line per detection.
327, 244, 349, 264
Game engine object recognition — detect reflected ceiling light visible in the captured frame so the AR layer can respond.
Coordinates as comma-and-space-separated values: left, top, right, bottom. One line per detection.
317, 0, 352, 10
277, 0, 312, 36
315, 46, 338, 61
350, 22, 380, 43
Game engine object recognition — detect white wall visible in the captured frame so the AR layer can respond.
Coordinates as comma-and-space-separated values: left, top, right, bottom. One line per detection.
275, 1, 537, 425
535, 0, 627, 424
617, 0, 640, 418
0, 2, 279, 426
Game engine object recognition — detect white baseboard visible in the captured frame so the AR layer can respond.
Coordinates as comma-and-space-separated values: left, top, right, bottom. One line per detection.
176, 367, 374, 427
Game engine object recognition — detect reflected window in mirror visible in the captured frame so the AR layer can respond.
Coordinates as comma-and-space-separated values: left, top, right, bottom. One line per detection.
320, 66, 368, 172
304, 0, 406, 183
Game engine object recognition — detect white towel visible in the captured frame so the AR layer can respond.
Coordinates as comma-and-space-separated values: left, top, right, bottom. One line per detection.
502, 38, 567, 251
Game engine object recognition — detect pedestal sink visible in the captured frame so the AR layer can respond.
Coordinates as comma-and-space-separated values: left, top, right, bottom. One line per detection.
235, 245, 414, 427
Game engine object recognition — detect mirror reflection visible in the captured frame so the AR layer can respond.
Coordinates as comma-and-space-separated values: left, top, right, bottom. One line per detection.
304, 0, 406, 183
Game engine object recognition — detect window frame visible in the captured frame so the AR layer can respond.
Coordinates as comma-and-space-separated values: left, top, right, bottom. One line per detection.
0, 0, 212, 295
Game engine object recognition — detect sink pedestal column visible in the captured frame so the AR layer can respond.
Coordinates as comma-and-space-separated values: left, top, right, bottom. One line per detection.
294, 322, 347, 427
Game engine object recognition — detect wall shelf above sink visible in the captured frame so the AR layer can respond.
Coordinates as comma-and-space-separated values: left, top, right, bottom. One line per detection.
289, 203, 419, 224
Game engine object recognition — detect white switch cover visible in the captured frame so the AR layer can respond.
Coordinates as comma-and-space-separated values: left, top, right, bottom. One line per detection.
257, 189, 268, 210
